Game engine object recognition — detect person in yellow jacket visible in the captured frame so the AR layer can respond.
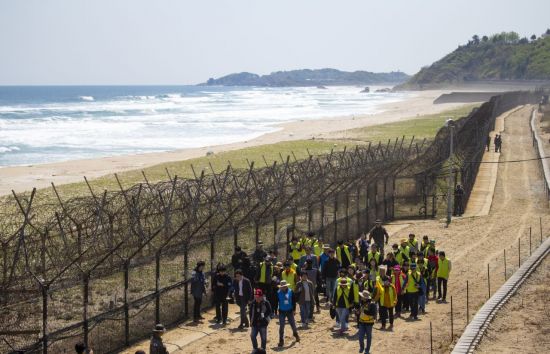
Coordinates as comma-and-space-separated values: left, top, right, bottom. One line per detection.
436, 251, 451, 302
332, 278, 354, 334
289, 237, 304, 265
395, 239, 410, 265
404, 263, 421, 320
378, 275, 397, 329
357, 290, 377, 353
256, 256, 274, 299
367, 243, 383, 268
336, 240, 352, 268
407, 233, 419, 253
281, 261, 298, 291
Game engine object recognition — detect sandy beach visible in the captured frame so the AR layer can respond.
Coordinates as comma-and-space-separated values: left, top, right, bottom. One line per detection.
0, 90, 469, 196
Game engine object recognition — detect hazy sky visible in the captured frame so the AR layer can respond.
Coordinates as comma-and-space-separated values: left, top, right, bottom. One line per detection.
1, 0, 549, 85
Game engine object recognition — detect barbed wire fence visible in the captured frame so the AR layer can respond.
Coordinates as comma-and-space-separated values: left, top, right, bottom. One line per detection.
0, 91, 544, 354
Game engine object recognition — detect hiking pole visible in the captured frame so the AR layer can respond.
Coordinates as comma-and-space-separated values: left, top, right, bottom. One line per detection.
450, 296, 454, 342
430, 321, 433, 354
518, 238, 521, 267
541, 217, 543, 244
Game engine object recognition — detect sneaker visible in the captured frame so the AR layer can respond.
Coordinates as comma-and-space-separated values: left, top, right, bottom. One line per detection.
237, 324, 245, 329
294, 333, 301, 342
359, 347, 364, 353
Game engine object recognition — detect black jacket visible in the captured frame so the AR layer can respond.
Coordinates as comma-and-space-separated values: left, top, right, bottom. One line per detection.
322, 258, 341, 279
212, 273, 232, 301
232, 277, 253, 304
249, 299, 272, 327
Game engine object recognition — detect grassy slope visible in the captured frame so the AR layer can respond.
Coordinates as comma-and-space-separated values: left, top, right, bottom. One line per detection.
7, 104, 477, 203
401, 35, 550, 88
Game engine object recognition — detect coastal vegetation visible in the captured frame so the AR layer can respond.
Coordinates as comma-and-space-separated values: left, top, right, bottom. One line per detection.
399, 30, 550, 89
202, 68, 409, 87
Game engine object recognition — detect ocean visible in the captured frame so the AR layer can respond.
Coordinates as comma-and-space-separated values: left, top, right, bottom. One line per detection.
0, 85, 408, 167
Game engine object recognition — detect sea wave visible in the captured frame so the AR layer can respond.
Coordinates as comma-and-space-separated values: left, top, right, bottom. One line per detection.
79, 96, 94, 101
0, 146, 21, 153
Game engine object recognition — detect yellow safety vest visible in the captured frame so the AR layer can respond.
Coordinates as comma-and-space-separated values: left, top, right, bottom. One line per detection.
396, 246, 410, 265
290, 242, 303, 261
312, 240, 322, 257
336, 286, 351, 308
258, 262, 272, 284
337, 245, 351, 265
408, 239, 418, 250
437, 258, 450, 279
359, 305, 375, 324
406, 270, 420, 293
379, 284, 397, 308
301, 237, 312, 248
367, 251, 382, 265
281, 269, 297, 290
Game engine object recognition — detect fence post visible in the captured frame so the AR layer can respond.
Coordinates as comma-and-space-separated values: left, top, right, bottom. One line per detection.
333, 197, 338, 243
356, 186, 361, 232
255, 220, 260, 246
539, 216, 542, 245
518, 238, 521, 267
273, 215, 278, 250
184, 244, 189, 317
286, 226, 291, 260
42, 283, 49, 354
123, 261, 129, 346
210, 232, 215, 272
487, 263, 491, 299
345, 192, 350, 238
504, 249, 507, 281
320, 199, 325, 239
450, 296, 454, 342
155, 251, 161, 324
529, 226, 531, 255
292, 208, 296, 239
466, 280, 469, 323
233, 226, 238, 251
429, 321, 433, 354
307, 206, 312, 231
83, 273, 89, 349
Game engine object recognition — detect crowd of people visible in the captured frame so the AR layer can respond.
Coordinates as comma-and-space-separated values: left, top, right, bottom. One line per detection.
142, 220, 452, 354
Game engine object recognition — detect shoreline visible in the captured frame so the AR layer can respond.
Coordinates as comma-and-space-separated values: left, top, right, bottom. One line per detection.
0, 90, 470, 195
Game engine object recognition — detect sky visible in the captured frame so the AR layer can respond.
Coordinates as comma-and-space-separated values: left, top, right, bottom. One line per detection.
0, 0, 549, 85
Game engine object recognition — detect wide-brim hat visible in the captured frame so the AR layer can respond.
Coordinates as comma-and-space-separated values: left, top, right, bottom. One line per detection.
153, 324, 166, 333
322, 244, 330, 249
359, 290, 371, 300
375, 219, 382, 223
278, 280, 289, 288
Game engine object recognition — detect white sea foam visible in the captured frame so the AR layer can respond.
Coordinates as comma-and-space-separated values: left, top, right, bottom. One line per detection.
0, 86, 408, 166
79, 96, 94, 101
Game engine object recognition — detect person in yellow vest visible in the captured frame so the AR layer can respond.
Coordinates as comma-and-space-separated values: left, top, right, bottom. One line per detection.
301, 231, 314, 248
395, 239, 410, 265
366, 243, 383, 268
404, 262, 421, 320
311, 237, 322, 258
378, 275, 397, 329
407, 233, 419, 253
420, 235, 430, 255
289, 236, 304, 265
256, 256, 274, 301
336, 240, 352, 268
357, 290, 377, 353
281, 261, 298, 292
332, 277, 354, 334
436, 251, 451, 302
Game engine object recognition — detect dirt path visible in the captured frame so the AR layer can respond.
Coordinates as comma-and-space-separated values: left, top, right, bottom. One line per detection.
122, 105, 550, 354
475, 256, 550, 353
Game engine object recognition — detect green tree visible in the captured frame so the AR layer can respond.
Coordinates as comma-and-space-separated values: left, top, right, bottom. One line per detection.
482, 35, 489, 42
472, 34, 480, 44
530, 34, 537, 41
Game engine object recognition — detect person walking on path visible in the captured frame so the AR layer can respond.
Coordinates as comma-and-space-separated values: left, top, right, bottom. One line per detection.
277, 280, 300, 347
336, 240, 353, 269
453, 184, 465, 216
298, 246, 318, 269
486, 135, 491, 152
149, 324, 168, 354
378, 275, 397, 329
322, 248, 340, 302
391, 265, 405, 317
496, 134, 502, 152
233, 269, 253, 329
368, 219, 389, 255
190, 261, 207, 322
356, 232, 370, 264
404, 262, 421, 320
252, 241, 268, 265
357, 290, 377, 354
417, 258, 429, 313
332, 277, 354, 334
436, 251, 451, 302
256, 256, 273, 303
212, 264, 232, 325
249, 288, 272, 351
295, 272, 315, 328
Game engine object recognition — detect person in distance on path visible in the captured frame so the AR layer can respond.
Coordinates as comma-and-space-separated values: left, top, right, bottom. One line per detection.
368, 219, 389, 256
249, 288, 272, 352
149, 324, 168, 354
